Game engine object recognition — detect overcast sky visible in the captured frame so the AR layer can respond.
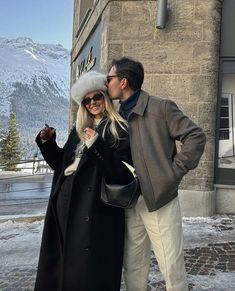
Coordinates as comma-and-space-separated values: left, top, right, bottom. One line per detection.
0, 0, 73, 49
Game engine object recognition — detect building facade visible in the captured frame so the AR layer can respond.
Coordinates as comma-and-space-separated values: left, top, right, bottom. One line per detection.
70, 0, 235, 216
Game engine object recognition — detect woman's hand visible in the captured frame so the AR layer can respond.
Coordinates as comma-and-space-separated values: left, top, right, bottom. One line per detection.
83, 127, 97, 140
40, 123, 55, 141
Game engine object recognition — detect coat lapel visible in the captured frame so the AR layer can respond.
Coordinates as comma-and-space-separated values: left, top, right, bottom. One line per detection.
51, 155, 89, 199
51, 118, 108, 199
131, 90, 150, 117
50, 127, 79, 199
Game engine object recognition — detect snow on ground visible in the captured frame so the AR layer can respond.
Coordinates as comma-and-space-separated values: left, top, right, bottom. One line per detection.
188, 273, 235, 291
183, 215, 235, 248
0, 220, 43, 268
0, 171, 33, 177
0, 214, 45, 221
0, 215, 234, 290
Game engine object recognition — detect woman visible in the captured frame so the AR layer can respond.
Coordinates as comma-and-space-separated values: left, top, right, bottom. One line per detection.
34, 71, 133, 291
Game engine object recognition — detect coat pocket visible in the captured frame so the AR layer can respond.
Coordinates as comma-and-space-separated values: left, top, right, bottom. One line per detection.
166, 156, 182, 183
171, 159, 186, 182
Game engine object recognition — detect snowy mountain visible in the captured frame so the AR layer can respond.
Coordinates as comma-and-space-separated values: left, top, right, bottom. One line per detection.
0, 37, 70, 159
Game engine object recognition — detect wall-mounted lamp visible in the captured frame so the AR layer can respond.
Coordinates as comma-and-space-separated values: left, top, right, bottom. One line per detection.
156, 0, 168, 29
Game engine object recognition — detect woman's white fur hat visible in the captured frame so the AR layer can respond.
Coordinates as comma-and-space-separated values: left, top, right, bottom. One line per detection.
71, 71, 107, 104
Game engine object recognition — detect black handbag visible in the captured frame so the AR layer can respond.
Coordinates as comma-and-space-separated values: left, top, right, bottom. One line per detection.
100, 162, 140, 209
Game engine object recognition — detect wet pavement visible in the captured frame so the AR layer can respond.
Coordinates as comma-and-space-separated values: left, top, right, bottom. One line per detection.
0, 173, 51, 218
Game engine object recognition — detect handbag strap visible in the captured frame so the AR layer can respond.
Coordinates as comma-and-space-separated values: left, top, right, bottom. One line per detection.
122, 161, 137, 178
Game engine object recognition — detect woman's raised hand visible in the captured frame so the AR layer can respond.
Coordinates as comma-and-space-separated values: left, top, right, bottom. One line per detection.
40, 123, 55, 141
83, 128, 96, 140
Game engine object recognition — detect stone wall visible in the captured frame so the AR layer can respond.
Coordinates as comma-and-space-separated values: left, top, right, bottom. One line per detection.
71, 0, 223, 215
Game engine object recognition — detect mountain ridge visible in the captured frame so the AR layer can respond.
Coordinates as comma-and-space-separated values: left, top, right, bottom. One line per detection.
0, 37, 71, 159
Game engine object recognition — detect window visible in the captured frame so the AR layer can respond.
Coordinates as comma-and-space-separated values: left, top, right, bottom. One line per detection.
215, 0, 235, 184
219, 96, 230, 141
218, 62, 235, 169
79, 0, 94, 26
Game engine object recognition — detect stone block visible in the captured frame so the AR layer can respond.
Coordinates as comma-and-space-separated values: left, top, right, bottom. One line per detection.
193, 42, 218, 62
198, 103, 217, 120
175, 0, 194, 20
173, 62, 200, 74
190, 75, 218, 103
151, 75, 191, 102
197, 107, 216, 137
154, 20, 203, 43
176, 102, 199, 123
194, 0, 222, 21
203, 20, 221, 43
108, 22, 154, 41
107, 43, 123, 61
203, 142, 216, 161
166, 43, 193, 61
122, 1, 152, 22
216, 188, 235, 214
201, 61, 219, 75
144, 60, 173, 74
142, 74, 152, 93
195, 162, 215, 181
123, 42, 168, 62
179, 189, 216, 217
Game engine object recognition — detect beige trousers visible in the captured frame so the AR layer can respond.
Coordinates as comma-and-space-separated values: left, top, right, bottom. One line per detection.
123, 196, 188, 291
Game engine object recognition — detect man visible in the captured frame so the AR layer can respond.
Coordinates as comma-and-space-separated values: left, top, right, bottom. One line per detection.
106, 57, 206, 291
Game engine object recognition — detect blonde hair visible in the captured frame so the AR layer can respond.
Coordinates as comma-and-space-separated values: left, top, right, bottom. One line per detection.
76, 91, 128, 144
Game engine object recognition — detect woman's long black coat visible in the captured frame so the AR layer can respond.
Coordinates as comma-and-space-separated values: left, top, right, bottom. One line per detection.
34, 121, 133, 291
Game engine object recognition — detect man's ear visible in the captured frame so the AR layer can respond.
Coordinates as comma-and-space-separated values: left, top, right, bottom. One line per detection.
120, 78, 128, 90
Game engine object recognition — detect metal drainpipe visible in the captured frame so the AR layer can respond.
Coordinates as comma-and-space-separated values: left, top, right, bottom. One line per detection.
156, 0, 168, 29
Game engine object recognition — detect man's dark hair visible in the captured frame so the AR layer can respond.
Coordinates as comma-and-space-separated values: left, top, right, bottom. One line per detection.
110, 57, 144, 91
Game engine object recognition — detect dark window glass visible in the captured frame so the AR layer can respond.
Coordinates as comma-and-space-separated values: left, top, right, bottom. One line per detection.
220, 118, 229, 128
221, 97, 228, 106
219, 129, 229, 140
220, 107, 229, 117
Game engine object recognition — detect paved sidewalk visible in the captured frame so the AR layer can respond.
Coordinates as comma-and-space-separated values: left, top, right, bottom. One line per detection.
0, 214, 234, 290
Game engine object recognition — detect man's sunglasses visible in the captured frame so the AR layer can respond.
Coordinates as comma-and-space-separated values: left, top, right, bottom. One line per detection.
82, 93, 104, 105
106, 75, 119, 84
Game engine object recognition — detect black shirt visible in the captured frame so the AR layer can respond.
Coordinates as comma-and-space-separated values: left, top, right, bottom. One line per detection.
119, 89, 140, 121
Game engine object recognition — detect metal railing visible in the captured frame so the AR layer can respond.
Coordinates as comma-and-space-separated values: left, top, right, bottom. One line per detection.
0, 159, 53, 176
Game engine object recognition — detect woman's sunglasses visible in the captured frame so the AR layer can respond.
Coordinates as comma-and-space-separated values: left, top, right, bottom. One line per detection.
82, 93, 104, 105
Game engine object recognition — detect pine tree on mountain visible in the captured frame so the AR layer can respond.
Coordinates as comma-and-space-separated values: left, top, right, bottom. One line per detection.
0, 112, 22, 171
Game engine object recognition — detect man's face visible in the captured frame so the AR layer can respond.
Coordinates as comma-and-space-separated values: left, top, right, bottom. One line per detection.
107, 66, 124, 100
